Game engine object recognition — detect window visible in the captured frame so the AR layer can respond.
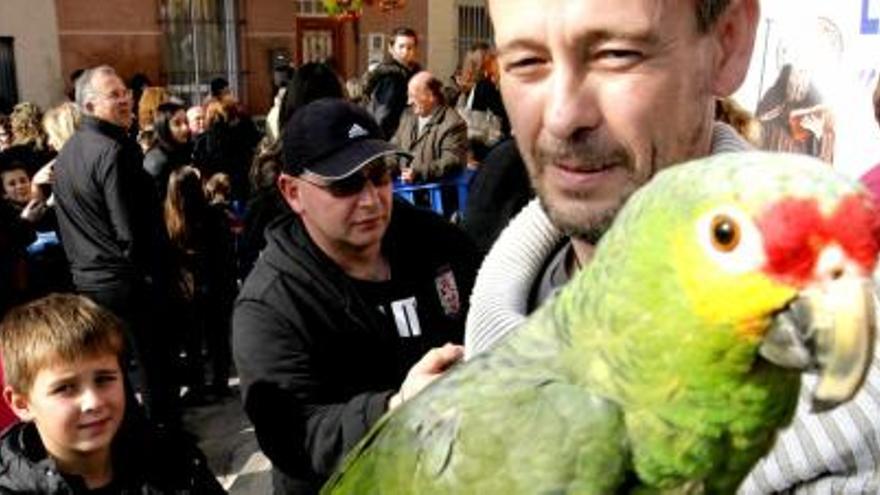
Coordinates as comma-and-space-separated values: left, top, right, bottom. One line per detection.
295, 0, 329, 17
456, 1, 493, 63
0, 37, 18, 112
367, 33, 386, 67
159, 0, 241, 105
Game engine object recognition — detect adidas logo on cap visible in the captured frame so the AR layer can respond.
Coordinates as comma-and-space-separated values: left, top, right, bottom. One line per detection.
348, 124, 369, 139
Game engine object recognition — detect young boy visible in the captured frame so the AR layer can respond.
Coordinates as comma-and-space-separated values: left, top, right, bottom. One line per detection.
0, 294, 226, 494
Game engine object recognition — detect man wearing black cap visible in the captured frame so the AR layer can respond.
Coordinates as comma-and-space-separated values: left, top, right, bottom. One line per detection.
232, 98, 478, 494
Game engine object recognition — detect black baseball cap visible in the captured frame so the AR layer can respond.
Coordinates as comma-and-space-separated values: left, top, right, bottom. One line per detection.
282, 98, 410, 180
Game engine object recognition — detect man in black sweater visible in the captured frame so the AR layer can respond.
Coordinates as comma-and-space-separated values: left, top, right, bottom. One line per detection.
233, 99, 479, 494
53, 65, 180, 429
363, 27, 421, 139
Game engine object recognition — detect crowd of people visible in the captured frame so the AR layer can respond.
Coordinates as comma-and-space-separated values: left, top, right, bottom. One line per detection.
2, 0, 880, 493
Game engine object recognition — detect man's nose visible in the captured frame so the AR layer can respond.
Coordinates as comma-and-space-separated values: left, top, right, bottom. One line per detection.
544, 68, 601, 139
357, 179, 381, 206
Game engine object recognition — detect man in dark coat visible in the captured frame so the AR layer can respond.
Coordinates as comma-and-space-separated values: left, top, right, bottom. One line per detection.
363, 27, 421, 139
233, 99, 479, 494
52, 65, 180, 429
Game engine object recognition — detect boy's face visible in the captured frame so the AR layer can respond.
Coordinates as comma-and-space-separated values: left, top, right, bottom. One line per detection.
5, 354, 125, 464
1, 168, 31, 206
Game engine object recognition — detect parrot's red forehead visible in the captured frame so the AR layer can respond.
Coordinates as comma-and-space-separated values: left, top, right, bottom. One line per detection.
757, 195, 880, 285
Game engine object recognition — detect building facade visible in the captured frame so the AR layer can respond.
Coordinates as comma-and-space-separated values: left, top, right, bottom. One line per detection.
0, 0, 64, 112
1, 0, 490, 116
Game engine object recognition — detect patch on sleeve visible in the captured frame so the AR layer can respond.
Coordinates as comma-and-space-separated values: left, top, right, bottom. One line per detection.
434, 267, 461, 316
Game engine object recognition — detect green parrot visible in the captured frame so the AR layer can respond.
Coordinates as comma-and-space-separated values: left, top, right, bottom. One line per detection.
322, 152, 879, 494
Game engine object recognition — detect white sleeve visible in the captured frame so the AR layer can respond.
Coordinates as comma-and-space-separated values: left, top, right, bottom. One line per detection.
464, 198, 564, 359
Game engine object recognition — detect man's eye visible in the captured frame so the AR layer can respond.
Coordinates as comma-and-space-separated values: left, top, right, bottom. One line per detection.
593, 49, 644, 68
505, 56, 546, 73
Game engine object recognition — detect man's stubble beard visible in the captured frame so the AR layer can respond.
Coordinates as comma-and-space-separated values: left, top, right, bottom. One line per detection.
527, 134, 648, 245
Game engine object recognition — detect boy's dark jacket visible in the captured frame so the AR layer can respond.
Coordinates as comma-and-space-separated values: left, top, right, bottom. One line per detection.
0, 419, 226, 494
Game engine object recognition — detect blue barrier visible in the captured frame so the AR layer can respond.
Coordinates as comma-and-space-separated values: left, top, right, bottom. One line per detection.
393, 169, 476, 217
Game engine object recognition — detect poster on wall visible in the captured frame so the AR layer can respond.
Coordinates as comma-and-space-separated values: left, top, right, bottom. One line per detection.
733, 0, 880, 179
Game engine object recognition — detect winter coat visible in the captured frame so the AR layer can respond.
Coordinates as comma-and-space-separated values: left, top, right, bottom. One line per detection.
233, 199, 478, 494
0, 420, 226, 494
392, 106, 468, 182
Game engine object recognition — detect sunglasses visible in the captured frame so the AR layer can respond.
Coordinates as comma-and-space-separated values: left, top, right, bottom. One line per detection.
301, 159, 393, 197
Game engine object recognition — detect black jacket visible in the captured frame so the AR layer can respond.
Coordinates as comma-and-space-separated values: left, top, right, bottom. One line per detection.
53, 116, 172, 291
233, 200, 478, 494
143, 142, 192, 201
461, 138, 533, 259
364, 59, 420, 139
0, 420, 226, 494
192, 117, 261, 201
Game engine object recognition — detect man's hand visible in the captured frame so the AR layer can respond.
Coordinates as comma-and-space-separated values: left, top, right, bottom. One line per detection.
388, 343, 464, 411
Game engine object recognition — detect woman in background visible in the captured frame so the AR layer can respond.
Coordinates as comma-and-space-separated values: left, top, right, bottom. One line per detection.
164, 166, 236, 403
144, 102, 192, 200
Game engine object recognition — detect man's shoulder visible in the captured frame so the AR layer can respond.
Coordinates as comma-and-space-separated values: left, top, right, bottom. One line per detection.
60, 126, 124, 162
389, 202, 475, 258
237, 218, 331, 305
437, 106, 466, 128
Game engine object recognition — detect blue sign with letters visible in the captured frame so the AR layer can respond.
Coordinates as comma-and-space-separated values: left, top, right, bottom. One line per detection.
863, 0, 879, 34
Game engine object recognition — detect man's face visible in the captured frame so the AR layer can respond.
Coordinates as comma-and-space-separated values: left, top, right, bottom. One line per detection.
408, 78, 436, 117
187, 106, 206, 135
2, 168, 31, 206
280, 160, 394, 257
492, 0, 724, 242
87, 73, 133, 129
389, 35, 418, 68
7, 354, 125, 466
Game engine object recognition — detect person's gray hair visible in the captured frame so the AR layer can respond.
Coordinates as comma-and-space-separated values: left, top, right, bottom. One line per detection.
74, 65, 117, 109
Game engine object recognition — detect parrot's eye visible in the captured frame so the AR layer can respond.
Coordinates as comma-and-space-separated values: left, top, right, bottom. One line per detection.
697, 207, 764, 274
711, 215, 741, 252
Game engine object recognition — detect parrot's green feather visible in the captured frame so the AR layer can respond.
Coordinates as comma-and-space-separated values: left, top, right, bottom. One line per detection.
322, 152, 866, 494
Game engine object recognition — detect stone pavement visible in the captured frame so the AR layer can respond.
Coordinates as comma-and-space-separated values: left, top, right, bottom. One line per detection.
182, 380, 273, 494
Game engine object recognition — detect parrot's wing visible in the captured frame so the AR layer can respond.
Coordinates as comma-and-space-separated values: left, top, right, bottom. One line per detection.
323, 359, 633, 495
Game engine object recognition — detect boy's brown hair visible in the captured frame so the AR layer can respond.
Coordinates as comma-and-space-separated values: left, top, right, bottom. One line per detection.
0, 294, 124, 394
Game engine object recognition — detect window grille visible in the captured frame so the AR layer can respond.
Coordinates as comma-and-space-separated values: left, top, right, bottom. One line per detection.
294, 0, 329, 17
456, 1, 493, 64
0, 37, 18, 111
159, 0, 241, 105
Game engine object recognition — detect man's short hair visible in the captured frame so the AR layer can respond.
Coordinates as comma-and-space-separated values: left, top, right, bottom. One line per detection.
390, 27, 417, 45
696, 0, 731, 32
74, 65, 117, 109
0, 294, 124, 394
424, 76, 446, 106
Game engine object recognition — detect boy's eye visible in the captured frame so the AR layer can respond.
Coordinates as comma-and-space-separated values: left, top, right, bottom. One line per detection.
95, 373, 119, 386
51, 384, 77, 396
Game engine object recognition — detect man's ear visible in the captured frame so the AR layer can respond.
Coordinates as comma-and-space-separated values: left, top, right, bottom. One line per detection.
277, 174, 304, 215
710, 0, 760, 97
4, 386, 34, 422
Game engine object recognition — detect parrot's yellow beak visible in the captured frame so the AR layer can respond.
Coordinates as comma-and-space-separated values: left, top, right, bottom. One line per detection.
759, 275, 876, 413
